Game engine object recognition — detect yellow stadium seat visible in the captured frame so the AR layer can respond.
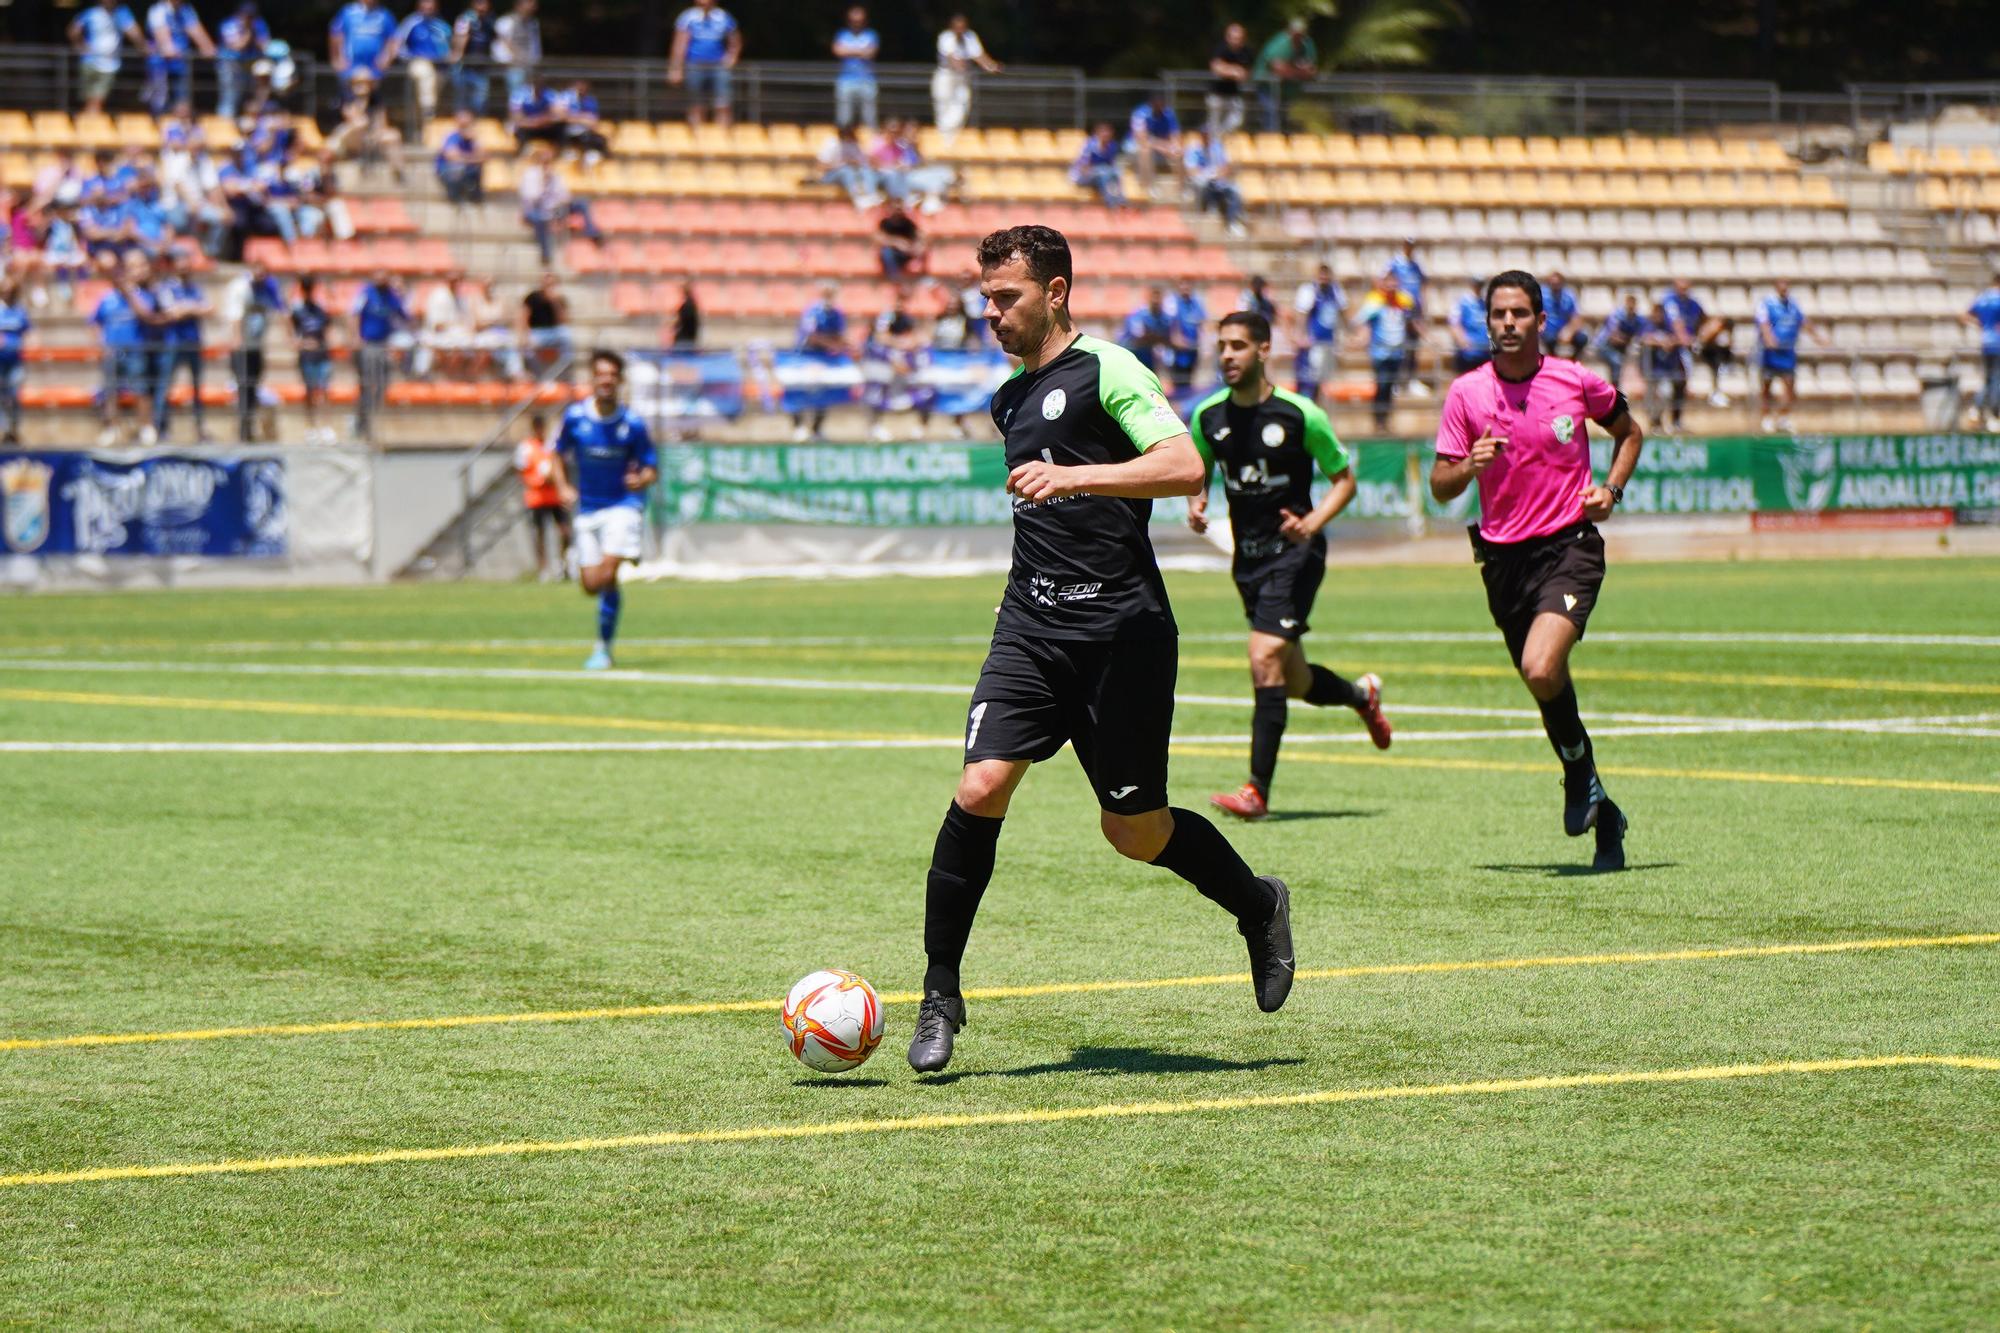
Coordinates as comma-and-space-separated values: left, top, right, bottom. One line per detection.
1865, 142, 1907, 174
0, 111, 29, 143
1968, 146, 2000, 175
1524, 136, 1562, 167
0, 153, 31, 189
1018, 128, 1065, 162
1295, 169, 1341, 206
983, 128, 1024, 162
72, 112, 116, 147
612, 121, 659, 155
1354, 135, 1394, 166
1683, 139, 1725, 168
1251, 132, 1294, 166
1389, 133, 1425, 163
1235, 169, 1273, 208
1457, 137, 1496, 168
728, 123, 772, 156
1283, 133, 1328, 166
766, 123, 808, 156
31, 112, 77, 150
656, 121, 695, 154
113, 113, 159, 149
1490, 136, 1528, 167
1423, 137, 1465, 169
1320, 133, 1361, 167
1622, 138, 1661, 168
1655, 139, 1694, 168
1585, 137, 1627, 169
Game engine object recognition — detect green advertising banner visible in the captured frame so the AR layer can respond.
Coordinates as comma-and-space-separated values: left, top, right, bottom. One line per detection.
653, 435, 2000, 527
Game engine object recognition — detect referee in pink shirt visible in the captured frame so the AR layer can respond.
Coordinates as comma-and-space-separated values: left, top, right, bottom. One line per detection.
1431, 270, 1645, 871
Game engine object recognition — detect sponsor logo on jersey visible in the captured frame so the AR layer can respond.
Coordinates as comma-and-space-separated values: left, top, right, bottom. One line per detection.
1144, 391, 1178, 426
1563, 593, 1578, 611
1551, 414, 1575, 444
1027, 573, 1058, 607
1040, 388, 1066, 420
1261, 422, 1286, 447
1056, 582, 1102, 602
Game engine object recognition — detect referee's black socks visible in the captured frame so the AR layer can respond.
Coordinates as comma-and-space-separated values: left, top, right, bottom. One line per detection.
1303, 664, 1367, 709
1249, 686, 1288, 796
922, 801, 1003, 997
1538, 682, 1594, 772
1152, 808, 1277, 923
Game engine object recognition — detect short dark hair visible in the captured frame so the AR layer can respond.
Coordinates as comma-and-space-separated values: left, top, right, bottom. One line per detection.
1219, 310, 1271, 343
591, 348, 626, 376
976, 225, 1072, 291
1484, 269, 1543, 316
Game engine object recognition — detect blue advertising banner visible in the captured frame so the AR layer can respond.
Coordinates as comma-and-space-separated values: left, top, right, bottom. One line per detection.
919, 349, 1013, 418
632, 350, 745, 424
0, 452, 287, 558
771, 351, 862, 414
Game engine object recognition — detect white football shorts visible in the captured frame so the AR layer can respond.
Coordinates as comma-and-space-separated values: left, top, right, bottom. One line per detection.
573, 505, 644, 566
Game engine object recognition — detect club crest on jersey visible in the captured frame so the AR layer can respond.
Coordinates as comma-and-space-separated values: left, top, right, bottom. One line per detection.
1041, 389, 1066, 420
1551, 414, 1575, 444
1261, 422, 1286, 448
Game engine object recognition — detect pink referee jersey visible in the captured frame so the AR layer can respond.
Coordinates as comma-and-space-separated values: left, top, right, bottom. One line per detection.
1434, 358, 1619, 544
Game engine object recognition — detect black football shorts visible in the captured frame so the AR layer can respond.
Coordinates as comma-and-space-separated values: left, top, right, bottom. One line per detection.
1472, 522, 1607, 667
1234, 538, 1327, 640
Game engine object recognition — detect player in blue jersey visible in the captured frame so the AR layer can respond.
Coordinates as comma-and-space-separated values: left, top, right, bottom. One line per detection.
1755, 280, 1821, 434
1962, 272, 2000, 431
550, 349, 658, 670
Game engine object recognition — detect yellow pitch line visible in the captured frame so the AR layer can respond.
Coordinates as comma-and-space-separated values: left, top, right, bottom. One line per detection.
1169, 743, 2000, 795
4, 1054, 1994, 1189
7, 933, 1995, 1055
0, 687, 906, 743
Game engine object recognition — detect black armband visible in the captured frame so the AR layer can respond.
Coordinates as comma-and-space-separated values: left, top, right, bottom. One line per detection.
1592, 391, 1630, 428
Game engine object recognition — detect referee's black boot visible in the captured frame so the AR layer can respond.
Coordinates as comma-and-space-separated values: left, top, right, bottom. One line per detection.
1562, 766, 1608, 837
1240, 877, 1295, 1013
1592, 800, 1629, 873
908, 992, 966, 1073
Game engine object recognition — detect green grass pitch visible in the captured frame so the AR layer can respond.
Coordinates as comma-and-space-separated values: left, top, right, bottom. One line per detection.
2, 556, 1997, 1327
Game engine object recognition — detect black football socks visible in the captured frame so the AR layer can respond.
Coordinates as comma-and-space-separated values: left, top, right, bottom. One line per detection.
1538, 680, 1594, 773
1151, 807, 1277, 923
922, 801, 1003, 997
1302, 664, 1368, 709
1249, 686, 1288, 797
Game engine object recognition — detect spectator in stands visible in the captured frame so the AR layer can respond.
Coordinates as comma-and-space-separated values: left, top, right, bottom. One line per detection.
1756, 280, 1823, 434
1962, 272, 2000, 432
1660, 277, 1732, 410
1182, 129, 1245, 236
327, 71, 407, 182
0, 279, 28, 444
870, 119, 956, 214
669, 283, 701, 348
553, 80, 611, 162
217, 4, 269, 119
415, 269, 474, 378
1207, 23, 1254, 139
291, 149, 354, 241
668, 0, 740, 127
93, 251, 158, 445
519, 142, 604, 266
1071, 124, 1128, 210
816, 125, 882, 210
352, 269, 411, 440
1387, 239, 1427, 397
31, 151, 85, 215
144, 1, 215, 118
1450, 275, 1489, 375
1641, 300, 1687, 433
931, 14, 1001, 148
792, 282, 848, 440
933, 270, 984, 350
223, 257, 282, 443
1239, 273, 1277, 325
436, 109, 487, 205
516, 412, 571, 580
449, 0, 497, 115
289, 274, 336, 444
41, 205, 89, 306
329, 0, 399, 97
394, 0, 454, 128
470, 276, 523, 379
876, 201, 925, 281
1119, 287, 1175, 378
123, 170, 175, 260
1253, 18, 1317, 131
1699, 317, 1736, 409
149, 247, 211, 443
215, 155, 274, 261
1592, 293, 1642, 388
78, 183, 130, 260
509, 75, 565, 150
832, 7, 881, 131
70, 0, 145, 117
521, 270, 572, 378
492, 0, 542, 99
1166, 280, 1206, 394
1292, 262, 1344, 403
865, 290, 931, 441
1355, 271, 1417, 432
1125, 92, 1182, 198
1541, 270, 1585, 358
158, 101, 202, 196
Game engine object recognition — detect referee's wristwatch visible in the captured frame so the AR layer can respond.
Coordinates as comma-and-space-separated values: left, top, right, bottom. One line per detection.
1607, 484, 1624, 506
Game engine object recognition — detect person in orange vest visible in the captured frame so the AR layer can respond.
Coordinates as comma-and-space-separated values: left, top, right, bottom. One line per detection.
514, 411, 571, 581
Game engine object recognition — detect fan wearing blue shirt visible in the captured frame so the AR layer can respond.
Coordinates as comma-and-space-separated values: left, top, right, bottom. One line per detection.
1291, 264, 1345, 402
669, 0, 741, 126
832, 7, 879, 130
1593, 293, 1644, 389
509, 77, 563, 148
330, 0, 398, 87
1165, 281, 1208, 392
0, 281, 30, 444
217, 4, 270, 118
550, 350, 659, 670
1385, 239, 1427, 395
393, 0, 453, 121
1450, 277, 1489, 374
93, 253, 162, 442
1962, 272, 2000, 428
1755, 279, 1819, 432
791, 285, 850, 440
1120, 288, 1176, 377
1540, 270, 1585, 358
1070, 124, 1127, 209
150, 249, 211, 442
1126, 93, 1182, 197
350, 271, 410, 440
435, 108, 486, 204
145, 1, 214, 115
69, 1, 144, 116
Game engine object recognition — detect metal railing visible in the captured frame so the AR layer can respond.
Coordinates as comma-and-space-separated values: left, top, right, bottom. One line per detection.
451, 350, 571, 574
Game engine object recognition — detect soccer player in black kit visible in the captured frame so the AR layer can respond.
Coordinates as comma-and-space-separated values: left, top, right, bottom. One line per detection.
1186, 311, 1393, 822
909, 226, 1295, 1073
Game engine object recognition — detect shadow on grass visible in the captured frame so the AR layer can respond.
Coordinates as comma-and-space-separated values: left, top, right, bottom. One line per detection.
1262, 808, 1381, 823
1479, 861, 1681, 878
916, 1045, 1305, 1087
793, 1076, 892, 1088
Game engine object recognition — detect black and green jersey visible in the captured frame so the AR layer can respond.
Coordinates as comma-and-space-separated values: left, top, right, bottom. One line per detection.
989, 333, 1188, 641
1189, 386, 1351, 562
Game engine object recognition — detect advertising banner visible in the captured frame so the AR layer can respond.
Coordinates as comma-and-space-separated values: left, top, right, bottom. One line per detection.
0, 451, 287, 557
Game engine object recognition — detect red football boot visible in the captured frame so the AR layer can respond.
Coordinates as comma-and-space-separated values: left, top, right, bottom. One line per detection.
1355, 672, 1392, 750
1210, 783, 1270, 821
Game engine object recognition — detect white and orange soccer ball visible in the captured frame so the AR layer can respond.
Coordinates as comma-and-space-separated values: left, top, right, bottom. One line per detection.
781, 969, 885, 1073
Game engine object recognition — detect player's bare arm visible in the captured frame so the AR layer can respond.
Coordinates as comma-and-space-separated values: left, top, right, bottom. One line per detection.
1430, 430, 1506, 501
1579, 405, 1643, 522
1006, 433, 1206, 502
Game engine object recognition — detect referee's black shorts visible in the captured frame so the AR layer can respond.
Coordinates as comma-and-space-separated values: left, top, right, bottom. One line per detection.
1471, 522, 1607, 667
1234, 538, 1326, 640
961, 630, 1176, 815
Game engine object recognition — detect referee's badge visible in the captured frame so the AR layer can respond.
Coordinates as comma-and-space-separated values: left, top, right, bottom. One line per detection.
1551, 414, 1576, 443
1261, 422, 1287, 448
1041, 388, 1067, 420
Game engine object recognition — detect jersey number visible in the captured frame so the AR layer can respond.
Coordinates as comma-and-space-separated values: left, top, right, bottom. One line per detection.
966, 701, 989, 752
